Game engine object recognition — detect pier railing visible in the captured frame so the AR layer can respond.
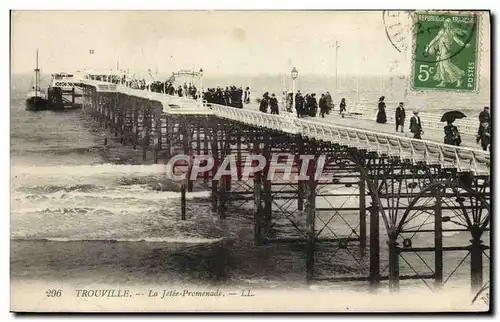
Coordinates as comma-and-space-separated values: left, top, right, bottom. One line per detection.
342, 104, 481, 135
209, 103, 490, 176
81, 78, 490, 175
82, 77, 482, 135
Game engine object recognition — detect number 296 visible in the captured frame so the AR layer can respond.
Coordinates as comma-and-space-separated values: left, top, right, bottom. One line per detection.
45, 289, 62, 297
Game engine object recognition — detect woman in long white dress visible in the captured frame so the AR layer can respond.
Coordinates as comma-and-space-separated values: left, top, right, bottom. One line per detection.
424, 18, 471, 87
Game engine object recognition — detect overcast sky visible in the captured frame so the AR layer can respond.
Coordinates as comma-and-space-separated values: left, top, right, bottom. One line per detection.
11, 10, 490, 77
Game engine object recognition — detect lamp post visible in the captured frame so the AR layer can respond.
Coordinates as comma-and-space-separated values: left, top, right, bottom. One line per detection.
199, 68, 204, 102
333, 40, 339, 102
291, 67, 298, 117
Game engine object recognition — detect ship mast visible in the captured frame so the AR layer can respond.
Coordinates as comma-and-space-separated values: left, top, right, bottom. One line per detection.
34, 49, 39, 96
333, 40, 339, 102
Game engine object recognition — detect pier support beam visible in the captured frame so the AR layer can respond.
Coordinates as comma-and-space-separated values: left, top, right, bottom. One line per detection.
181, 121, 194, 193
163, 115, 170, 156
211, 125, 219, 213
305, 141, 317, 283
142, 102, 151, 161
181, 182, 187, 220
388, 231, 400, 291
153, 109, 162, 163
470, 225, 484, 293
218, 177, 227, 220
203, 122, 210, 183
253, 140, 263, 246
359, 176, 367, 256
236, 134, 242, 181
132, 98, 139, 150
297, 138, 305, 211
115, 94, 122, 138
369, 200, 380, 288
434, 186, 443, 288
262, 133, 272, 227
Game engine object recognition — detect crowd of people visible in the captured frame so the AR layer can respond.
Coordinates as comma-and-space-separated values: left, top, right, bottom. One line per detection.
203, 86, 249, 108
117, 74, 252, 107
376, 95, 490, 151
99, 74, 491, 152
149, 81, 199, 99
256, 91, 341, 118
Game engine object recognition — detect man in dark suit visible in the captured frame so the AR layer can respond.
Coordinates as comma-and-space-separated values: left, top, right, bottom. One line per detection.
319, 94, 328, 118
269, 93, 279, 114
395, 102, 406, 133
479, 106, 490, 123
310, 93, 318, 117
409, 111, 423, 139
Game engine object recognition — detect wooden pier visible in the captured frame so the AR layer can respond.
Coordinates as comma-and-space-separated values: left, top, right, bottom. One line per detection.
79, 78, 490, 293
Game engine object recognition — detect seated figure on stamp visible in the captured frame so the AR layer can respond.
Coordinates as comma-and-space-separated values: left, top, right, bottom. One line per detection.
424, 18, 471, 87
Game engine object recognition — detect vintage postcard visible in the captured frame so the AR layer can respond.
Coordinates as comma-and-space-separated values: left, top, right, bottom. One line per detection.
10, 10, 491, 313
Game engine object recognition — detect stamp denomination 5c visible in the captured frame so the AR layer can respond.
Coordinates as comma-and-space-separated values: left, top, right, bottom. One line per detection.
412, 11, 479, 92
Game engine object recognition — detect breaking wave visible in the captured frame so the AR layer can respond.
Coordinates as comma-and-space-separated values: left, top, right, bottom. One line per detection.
11, 237, 223, 244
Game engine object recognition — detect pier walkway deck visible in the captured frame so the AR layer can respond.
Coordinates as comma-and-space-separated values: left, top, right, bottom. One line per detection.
80, 78, 490, 175
76, 78, 490, 292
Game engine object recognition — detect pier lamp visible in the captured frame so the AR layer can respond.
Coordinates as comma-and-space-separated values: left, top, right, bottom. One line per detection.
199, 68, 204, 102
291, 67, 298, 117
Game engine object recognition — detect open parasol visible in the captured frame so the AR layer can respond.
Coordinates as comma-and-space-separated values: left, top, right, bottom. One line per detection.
441, 111, 467, 123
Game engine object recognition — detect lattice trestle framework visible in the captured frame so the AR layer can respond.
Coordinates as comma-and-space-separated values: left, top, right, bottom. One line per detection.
81, 83, 490, 292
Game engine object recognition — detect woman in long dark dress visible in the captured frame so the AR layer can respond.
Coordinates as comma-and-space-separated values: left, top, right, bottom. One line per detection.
376, 96, 387, 124
339, 98, 346, 118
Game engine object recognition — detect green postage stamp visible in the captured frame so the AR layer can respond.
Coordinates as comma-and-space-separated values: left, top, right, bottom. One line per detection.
412, 12, 479, 91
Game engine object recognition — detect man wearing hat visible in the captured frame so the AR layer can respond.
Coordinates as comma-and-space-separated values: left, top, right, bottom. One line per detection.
409, 110, 423, 139
395, 102, 406, 133
269, 93, 279, 115
479, 106, 490, 123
